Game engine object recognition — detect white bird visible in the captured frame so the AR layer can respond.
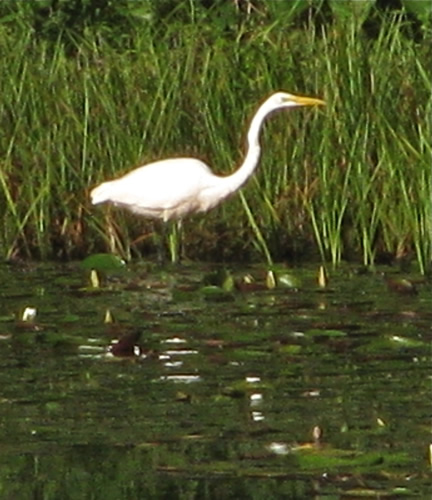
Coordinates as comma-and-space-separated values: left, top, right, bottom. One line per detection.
91, 92, 324, 221
91, 92, 324, 261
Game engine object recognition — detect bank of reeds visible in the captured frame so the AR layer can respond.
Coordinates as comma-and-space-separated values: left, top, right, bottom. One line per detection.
0, 13, 430, 271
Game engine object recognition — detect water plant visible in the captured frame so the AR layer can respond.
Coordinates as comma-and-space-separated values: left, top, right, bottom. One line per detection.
0, 2, 430, 271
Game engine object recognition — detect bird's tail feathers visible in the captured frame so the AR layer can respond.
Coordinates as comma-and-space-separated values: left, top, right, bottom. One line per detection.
90, 182, 112, 205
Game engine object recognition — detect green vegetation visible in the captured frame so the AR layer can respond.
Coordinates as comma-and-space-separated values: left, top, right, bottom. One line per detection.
0, 1, 430, 271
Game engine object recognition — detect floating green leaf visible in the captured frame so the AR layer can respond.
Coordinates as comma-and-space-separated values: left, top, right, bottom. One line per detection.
277, 273, 301, 289
200, 286, 234, 302
306, 328, 347, 337
81, 253, 126, 272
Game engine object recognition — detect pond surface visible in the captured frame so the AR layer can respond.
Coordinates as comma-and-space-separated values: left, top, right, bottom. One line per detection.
0, 260, 431, 499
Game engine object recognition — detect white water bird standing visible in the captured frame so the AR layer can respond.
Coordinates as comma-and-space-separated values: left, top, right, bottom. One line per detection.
90, 91, 324, 260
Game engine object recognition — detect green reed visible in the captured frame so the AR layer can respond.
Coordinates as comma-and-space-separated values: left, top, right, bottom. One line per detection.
0, 12, 430, 270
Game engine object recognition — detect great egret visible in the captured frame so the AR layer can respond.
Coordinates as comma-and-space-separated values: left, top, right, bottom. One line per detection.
91, 92, 324, 258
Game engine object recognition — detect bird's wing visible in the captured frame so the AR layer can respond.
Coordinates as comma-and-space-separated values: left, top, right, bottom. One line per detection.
105, 158, 215, 218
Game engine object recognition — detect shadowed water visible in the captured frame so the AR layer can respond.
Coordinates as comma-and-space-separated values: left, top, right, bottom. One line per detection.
0, 261, 430, 499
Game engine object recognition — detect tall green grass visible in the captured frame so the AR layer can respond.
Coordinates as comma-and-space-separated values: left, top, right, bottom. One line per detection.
0, 12, 430, 270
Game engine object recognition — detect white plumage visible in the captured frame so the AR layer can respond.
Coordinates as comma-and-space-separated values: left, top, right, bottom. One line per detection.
91, 92, 324, 222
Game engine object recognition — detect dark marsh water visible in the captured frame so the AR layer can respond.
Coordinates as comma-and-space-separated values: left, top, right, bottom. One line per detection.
0, 261, 431, 499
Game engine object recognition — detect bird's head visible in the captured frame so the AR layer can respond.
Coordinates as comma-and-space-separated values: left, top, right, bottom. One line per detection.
266, 91, 325, 112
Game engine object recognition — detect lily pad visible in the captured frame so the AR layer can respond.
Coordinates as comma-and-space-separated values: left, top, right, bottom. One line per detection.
200, 286, 235, 302
277, 273, 302, 289
306, 328, 347, 337
81, 253, 126, 272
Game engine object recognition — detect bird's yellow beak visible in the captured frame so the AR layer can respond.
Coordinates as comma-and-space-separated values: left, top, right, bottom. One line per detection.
289, 94, 325, 107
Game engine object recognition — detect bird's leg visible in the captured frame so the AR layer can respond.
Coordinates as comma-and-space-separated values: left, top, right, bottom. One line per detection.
153, 221, 182, 266
154, 221, 167, 265
177, 220, 185, 262
177, 220, 184, 262
167, 220, 183, 264
168, 225, 176, 264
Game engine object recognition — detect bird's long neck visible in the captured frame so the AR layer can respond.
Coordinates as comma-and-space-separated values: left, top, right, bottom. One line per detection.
216, 101, 271, 196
